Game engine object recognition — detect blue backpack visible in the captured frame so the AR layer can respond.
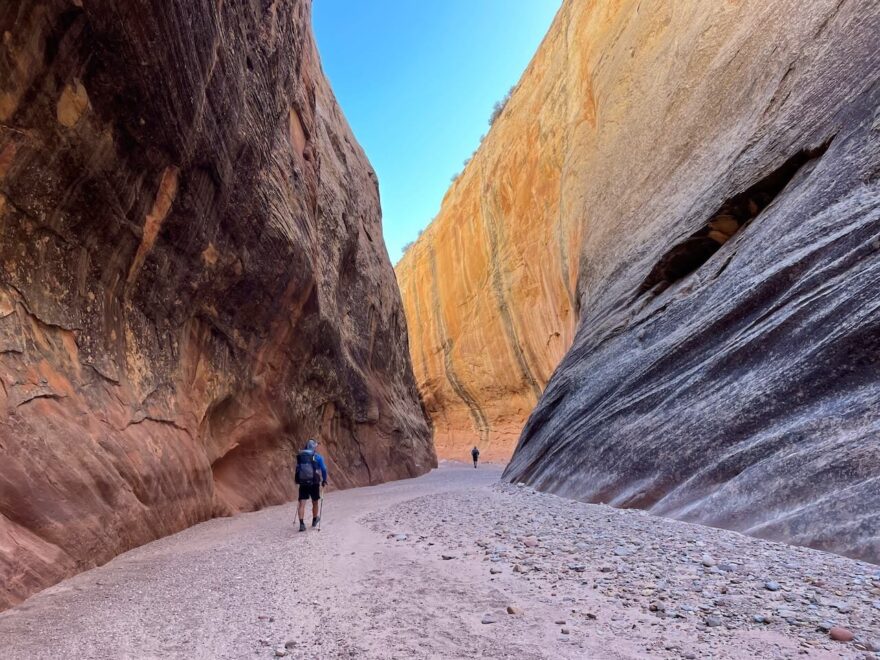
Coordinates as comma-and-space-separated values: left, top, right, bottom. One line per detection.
295, 450, 321, 485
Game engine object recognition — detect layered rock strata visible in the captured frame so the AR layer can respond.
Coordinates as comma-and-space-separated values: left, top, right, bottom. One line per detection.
406, 0, 880, 561
395, 9, 584, 461
0, 0, 434, 610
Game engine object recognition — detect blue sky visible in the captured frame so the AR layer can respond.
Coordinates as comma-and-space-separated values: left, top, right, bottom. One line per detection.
312, 1, 562, 263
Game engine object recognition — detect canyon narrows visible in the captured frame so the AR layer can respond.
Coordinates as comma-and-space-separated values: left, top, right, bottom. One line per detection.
0, 0, 434, 610
398, 0, 880, 561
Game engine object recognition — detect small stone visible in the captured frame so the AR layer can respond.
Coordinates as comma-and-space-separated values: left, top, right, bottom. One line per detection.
829, 627, 854, 642
568, 564, 586, 572
561, 627, 570, 634
490, 567, 502, 574
392, 534, 408, 541
705, 616, 722, 627
863, 640, 880, 653
481, 614, 499, 624
441, 554, 456, 560
683, 653, 697, 660
274, 649, 288, 658
513, 564, 525, 573
753, 615, 770, 624
701, 555, 717, 567
523, 536, 539, 548
555, 619, 567, 625
777, 609, 798, 621
284, 641, 296, 650
506, 605, 522, 615
765, 581, 781, 591
818, 621, 835, 632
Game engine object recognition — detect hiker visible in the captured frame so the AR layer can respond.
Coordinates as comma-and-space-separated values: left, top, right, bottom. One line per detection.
295, 438, 327, 532
471, 445, 480, 468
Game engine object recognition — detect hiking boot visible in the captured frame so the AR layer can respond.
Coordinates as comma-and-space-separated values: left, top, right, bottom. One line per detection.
312, 516, 321, 528
299, 520, 306, 532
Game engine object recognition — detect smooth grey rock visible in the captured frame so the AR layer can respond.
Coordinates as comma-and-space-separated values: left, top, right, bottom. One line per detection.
501, 0, 880, 565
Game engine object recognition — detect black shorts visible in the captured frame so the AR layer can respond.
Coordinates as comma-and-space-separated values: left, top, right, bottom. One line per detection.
298, 483, 321, 501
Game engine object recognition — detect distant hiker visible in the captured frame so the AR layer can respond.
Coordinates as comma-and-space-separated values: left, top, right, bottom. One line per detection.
471, 446, 480, 468
295, 438, 327, 532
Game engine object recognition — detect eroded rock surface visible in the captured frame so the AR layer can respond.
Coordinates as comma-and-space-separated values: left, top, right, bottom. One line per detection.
0, 0, 434, 609
499, 0, 880, 562
403, 0, 880, 560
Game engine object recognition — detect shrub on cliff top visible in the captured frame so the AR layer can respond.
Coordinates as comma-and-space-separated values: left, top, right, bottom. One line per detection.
488, 86, 515, 126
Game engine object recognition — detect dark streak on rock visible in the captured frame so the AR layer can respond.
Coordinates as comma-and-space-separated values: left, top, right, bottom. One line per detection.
479, 167, 542, 402
427, 245, 490, 442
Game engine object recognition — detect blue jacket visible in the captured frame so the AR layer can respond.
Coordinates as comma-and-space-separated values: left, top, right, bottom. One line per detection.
301, 449, 328, 483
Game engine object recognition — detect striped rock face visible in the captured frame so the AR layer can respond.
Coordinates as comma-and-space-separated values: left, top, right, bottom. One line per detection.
395, 5, 586, 462
402, 0, 880, 561
0, 0, 434, 610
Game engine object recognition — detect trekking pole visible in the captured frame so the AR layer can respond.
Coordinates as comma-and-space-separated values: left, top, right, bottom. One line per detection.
317, 488, 324, 531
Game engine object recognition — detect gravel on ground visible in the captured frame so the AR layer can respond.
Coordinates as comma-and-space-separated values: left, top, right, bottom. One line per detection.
1, 463, 877, 659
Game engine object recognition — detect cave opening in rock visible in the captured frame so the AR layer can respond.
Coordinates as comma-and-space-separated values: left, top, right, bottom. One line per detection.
638, 142, 831, 295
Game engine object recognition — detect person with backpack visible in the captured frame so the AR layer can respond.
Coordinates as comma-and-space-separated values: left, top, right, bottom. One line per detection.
295, 438, 328, 532
471, 446, 480, 468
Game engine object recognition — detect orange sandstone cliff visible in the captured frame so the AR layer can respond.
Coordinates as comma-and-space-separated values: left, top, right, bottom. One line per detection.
395, 4, 584, 461
0, 0, 434, 610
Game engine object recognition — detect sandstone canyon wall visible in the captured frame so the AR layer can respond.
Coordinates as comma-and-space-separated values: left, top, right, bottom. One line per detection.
395, 10, 583, 461
0, 0, 434, 609
406, 0, 880, 561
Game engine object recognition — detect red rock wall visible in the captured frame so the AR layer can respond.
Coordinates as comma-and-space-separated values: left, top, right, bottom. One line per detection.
0, 0, 435, 610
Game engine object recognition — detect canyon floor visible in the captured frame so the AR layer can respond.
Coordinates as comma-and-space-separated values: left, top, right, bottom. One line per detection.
1, 464, 878, 659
